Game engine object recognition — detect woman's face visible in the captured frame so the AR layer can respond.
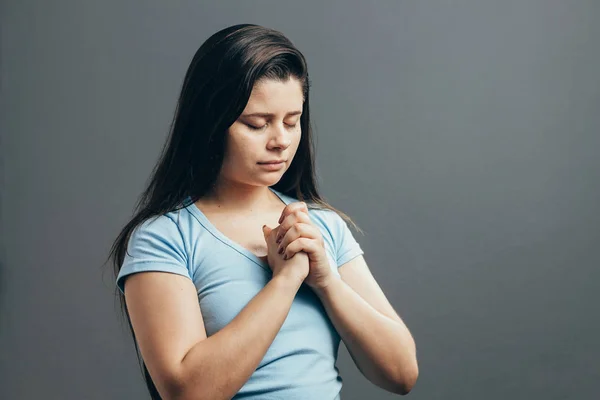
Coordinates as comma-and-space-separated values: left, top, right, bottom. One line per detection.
219, 77, 304, 187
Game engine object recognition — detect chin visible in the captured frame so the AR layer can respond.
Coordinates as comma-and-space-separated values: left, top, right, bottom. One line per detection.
263, 177, 283, 186
255, 175, 284, 187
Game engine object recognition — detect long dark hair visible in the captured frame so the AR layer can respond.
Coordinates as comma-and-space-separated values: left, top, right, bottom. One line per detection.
105, 23, 361, 399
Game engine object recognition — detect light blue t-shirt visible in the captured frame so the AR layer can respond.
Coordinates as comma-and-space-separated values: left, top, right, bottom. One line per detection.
116, 187, 364, 399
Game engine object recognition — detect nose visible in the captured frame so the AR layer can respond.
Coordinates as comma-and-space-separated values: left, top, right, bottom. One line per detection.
268, 123, 292, 149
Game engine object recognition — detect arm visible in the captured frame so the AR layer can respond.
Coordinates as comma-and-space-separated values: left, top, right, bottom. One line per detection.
273, 202, 419, 394
123, 269, 303, 400
313, 255, 419, 395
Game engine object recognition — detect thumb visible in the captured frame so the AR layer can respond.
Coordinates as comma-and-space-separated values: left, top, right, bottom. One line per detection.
262, 224, 273, 239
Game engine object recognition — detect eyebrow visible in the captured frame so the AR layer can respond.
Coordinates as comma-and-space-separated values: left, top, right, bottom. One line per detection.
241, 111, 302, 118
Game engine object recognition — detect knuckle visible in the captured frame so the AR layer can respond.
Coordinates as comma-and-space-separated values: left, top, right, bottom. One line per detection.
286, 243, 296, 255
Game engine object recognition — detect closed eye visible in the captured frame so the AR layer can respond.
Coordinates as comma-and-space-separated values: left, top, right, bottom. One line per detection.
246, 122, 298, 130
247, 123, 267, 131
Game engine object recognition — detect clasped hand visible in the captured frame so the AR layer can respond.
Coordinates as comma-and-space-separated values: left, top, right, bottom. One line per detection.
262, 201, 333, 290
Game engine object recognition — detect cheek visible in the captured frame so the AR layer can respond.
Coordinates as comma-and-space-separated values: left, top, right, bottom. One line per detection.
224, 130, 260, 163
292, 127, 302, 149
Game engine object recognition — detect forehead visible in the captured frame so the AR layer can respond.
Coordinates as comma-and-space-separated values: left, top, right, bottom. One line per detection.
244, 78, 304, 113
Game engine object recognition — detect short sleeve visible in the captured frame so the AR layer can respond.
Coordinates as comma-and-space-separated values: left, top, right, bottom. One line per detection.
116, 215, 191, 295
329, 211, 364, 267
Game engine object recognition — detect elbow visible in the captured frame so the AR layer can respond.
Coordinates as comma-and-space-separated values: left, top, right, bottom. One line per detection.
159, 373, 188, 400
159, 370, 202, 400
163, 371, 228, 400
164, 383, 210, 400
392, 339, 419, 395
397, 364, 419, 396
162, 378, 211, 400
388, 360, 419, 395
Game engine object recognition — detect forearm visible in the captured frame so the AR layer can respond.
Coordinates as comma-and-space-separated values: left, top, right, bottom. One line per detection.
174, 274, 302, 400
314, 276, 418, 395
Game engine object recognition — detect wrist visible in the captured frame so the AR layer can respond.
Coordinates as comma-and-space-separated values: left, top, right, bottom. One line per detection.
272, 271, 305, 291
311, 273, 342, 298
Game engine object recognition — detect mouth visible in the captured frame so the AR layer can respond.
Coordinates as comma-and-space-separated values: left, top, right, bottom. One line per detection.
257, 160, 286, 171
258, 160, 286, 165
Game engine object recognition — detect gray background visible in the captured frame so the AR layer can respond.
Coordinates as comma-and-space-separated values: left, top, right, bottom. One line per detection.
1, 1, 599, 399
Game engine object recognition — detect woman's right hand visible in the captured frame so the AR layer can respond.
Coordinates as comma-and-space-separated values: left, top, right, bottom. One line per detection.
262, 224, 309, 285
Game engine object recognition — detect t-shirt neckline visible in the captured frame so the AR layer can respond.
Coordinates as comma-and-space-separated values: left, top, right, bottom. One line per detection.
184, 187, 291, 270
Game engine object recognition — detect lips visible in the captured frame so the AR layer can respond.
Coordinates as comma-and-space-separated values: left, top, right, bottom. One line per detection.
258, 160, 285, 164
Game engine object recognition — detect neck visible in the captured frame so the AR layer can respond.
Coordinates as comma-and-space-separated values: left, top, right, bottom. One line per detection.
202, 178, 279, 213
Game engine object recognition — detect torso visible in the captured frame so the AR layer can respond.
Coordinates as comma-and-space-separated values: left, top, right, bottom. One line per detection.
193, 197, 286, 264
177, 192, 345, 398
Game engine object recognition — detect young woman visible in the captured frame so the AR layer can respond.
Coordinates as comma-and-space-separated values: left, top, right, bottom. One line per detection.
107, 24, 418, 400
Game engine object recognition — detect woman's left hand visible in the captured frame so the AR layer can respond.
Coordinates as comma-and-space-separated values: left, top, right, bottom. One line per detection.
276, 201, 334, 290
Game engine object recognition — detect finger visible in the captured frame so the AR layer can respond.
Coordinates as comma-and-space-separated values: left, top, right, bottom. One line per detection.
283, 237, 317, 260
276, 210, 311, 244
262, 225, 275, 244
278, 201, 309, 224
278, 223, 321, 254
262, 224, 272, 237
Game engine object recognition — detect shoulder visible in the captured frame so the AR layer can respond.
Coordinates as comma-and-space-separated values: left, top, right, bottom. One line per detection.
308, 207, 347, 243
117, 209, 193, 294
133, 209, 187, 241
308, 206, 364, 268
126, 210, 191, 260
125, 206, 209, 266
